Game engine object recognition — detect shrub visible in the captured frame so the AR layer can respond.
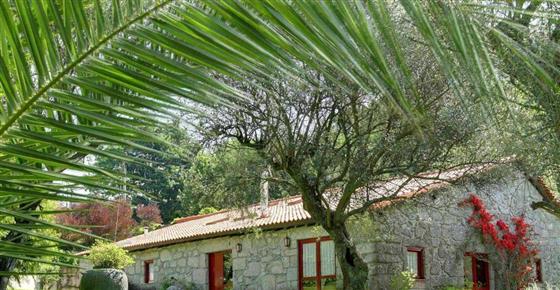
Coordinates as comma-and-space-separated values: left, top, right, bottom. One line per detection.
198, 207, 218, 215
89, 241, 134, 269
526, 283, 559, 290
390, 271, 415, 290
160, 276, 200, 290
460, 194, 539, 289
440, 283, 473, 290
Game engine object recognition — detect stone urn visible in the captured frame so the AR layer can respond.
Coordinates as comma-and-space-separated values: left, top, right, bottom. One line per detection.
80, 268, 128, 290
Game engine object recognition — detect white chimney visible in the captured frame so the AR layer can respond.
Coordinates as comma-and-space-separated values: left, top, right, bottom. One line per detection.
143, 226, 149, 234
260, 166, 271, 216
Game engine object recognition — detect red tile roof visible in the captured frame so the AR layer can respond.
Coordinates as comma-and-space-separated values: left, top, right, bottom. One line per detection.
116, 164, 495, 251
117, 195, 312, 251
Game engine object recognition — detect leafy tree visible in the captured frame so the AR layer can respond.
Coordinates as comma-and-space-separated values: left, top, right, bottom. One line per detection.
0, 201, 73, 288
0, 0, 225, 282
179, 141, 289, 214
481, 1, 560, 217
56, 199, 137, 246
94, 126, 282, 221
94, 122, 200, 223
136, 204, 163, 227
203, 64, 497, 288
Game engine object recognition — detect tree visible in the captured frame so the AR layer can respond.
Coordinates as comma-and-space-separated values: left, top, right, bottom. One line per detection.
202, 64, 497, 288
0, 0, 228, 282
481, 1, 560, 218
95, 127, 284, 220
179, 141, 290, 214
94, 122, 200, 223
56, 199, 137, 246
0, 201, 73, 289
136, 204, 163, 227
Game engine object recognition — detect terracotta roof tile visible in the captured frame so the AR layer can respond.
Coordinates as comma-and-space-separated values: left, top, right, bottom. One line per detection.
116, 164, 494, 251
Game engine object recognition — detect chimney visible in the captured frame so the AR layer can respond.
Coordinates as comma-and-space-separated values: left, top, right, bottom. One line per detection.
260, 166, 271, 216
143, 226, 149, 234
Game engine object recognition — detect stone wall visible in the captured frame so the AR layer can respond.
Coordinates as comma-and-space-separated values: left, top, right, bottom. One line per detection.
113, 169, 560, 290
124, 226, 334, 290
363, 169, 560, 289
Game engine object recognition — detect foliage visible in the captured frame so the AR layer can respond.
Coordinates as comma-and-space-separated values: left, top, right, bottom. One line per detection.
198, 207, 218, 215
94, 122, 200, 223
179, 141, 289, 213
136, 204, 163, 226
7, 201, 69, 286
439, 282, 473, 290
94, 129, 282, 222
56, 199, 137, 246
389, 271, 415, 290
88, 241, 133, 270
202, 25, 499, 287
460, 194, 539, 289
0, 0, 229, 282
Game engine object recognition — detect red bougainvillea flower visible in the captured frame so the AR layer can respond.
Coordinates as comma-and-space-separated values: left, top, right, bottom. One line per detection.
459, 193, 539, 288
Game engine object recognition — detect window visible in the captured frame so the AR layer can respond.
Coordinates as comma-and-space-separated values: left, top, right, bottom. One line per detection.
406, 247, 425, 279
535, 258, 543, 283
464, 253, 490, 290
144, 260, 154, 284
298, 237, 337, 290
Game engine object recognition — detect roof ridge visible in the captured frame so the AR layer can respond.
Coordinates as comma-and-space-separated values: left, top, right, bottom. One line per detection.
171, 163, 497, 225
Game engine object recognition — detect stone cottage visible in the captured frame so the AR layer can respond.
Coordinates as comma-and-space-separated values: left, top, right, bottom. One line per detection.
93, 165, 560, 290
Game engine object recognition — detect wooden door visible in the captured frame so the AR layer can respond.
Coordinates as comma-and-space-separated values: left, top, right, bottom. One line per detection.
209, 252, 225, 290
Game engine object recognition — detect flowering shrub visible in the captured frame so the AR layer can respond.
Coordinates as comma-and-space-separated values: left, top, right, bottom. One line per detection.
460, 194, 538, 289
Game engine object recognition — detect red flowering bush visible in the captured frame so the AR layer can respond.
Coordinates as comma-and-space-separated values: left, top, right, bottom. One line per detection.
56, 199, 137, 245
460, 194, 538, 289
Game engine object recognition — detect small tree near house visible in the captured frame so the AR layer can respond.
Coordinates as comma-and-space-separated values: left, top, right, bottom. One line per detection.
460, 194, 539, 290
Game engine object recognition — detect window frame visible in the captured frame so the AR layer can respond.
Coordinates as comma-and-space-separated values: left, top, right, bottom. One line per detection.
464, 252, 490, 290
535, 258, 543, 283
297, 237, 336, 290
143, 260, 154, 284
406, 247, 425, 279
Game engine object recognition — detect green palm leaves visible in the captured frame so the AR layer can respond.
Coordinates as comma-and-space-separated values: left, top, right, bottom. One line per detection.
0, 0, 557, 273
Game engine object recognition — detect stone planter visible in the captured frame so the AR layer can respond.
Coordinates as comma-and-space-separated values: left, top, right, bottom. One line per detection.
80, 268, 128, 290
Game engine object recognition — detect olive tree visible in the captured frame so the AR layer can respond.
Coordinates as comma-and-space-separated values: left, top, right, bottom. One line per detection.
202, 61, 493, 288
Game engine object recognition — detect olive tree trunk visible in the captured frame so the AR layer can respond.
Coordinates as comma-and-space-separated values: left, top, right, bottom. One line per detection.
327, 223, 369, 290
300, 193, 369, 290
